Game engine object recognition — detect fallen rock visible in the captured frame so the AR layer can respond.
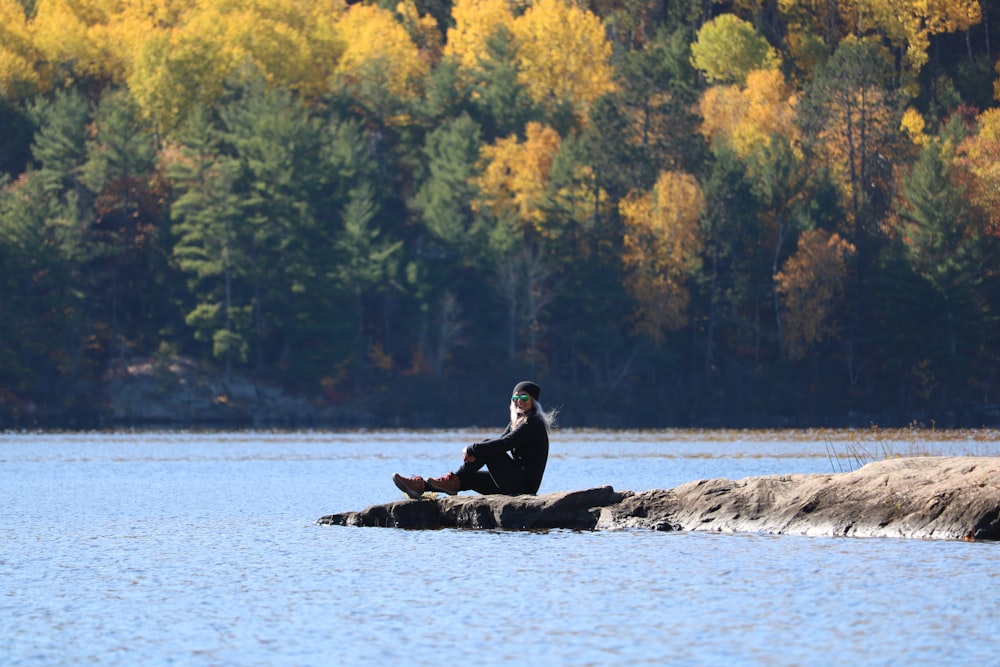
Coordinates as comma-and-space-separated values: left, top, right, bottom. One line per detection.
318, 456, 1000, 541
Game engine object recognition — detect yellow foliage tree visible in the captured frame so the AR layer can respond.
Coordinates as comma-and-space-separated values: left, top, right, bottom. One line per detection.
334, 3, 428, 99
473, 122, 562, 235
619, 170, 705, 342
29, 0, 116, 81
774, 229, 855, 359
778, 0, 981, 89
699, 68, 799, 159
446, 0, 613, 120
444, 0, 515, 71
511, 0, 615, 118
900, 107, 928, 146
142, 0, 343, 129
14, 0, 347, 128
207, 0, 346, 96
128, 10, 232, 131
0, 0, 41, 95
955, 108, 1000, 236
840, 0, 980, 75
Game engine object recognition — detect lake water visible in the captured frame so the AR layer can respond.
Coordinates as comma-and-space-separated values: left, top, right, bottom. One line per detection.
2, 429, 998, 666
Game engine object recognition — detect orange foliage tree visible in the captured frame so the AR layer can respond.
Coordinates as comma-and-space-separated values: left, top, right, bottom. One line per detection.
473, 122, 562, 238
619, 170, 705, 342
775, 229, 855, 359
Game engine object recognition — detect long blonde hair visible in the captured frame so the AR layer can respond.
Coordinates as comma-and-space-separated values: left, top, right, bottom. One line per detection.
510, 399, 558, 433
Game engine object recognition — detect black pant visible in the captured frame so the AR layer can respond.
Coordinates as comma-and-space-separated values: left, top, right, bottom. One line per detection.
455, 452, 531, 495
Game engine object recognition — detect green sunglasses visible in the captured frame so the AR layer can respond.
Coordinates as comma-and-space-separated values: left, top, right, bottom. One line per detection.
511, 393, 532, 402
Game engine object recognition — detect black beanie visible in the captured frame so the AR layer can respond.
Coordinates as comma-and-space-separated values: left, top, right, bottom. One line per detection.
513, 381, 541, 401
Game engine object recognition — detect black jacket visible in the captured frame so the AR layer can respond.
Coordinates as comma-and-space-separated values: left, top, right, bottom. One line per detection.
466, 411, 549, 494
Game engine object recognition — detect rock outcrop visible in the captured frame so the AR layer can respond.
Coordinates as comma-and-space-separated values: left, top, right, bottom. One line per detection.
102, 355, 371, 427
318, 456, 1000, 541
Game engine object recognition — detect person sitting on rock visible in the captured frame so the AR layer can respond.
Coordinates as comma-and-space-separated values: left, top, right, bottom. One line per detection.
393, 381, 556, 498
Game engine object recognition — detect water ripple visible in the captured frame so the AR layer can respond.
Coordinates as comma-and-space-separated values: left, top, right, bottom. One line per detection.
2, 431, 998, 666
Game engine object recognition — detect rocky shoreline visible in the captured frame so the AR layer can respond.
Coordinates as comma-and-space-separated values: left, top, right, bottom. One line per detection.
318, 456, 1000, 541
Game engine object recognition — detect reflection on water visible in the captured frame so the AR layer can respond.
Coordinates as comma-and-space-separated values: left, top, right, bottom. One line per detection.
1, 430, 998, 666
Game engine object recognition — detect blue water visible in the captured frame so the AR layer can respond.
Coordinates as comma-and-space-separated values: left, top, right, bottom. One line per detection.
2, 430, 998, 666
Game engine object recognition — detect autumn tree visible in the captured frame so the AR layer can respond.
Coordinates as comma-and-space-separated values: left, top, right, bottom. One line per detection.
704, 68, 815, 347
956, 108, 1000, 236
444, 0, 515, 73
473, 122, 563, 367
619, 170, 705, 343
798, 38, 906, 392
511, 0, 615, 121
11, 0, 347, 131
0, 0, 42, 96
699, 68, 799, 159
474, 122, 563, 240
775, 229, 854, 359
696, 64, 813, 367
446, 0, 613, 124
199, 0, 346, 103
334, 2, 429, 105
127, 12, 227, 132
690, 13, 781, 86
835, 0, 982, 91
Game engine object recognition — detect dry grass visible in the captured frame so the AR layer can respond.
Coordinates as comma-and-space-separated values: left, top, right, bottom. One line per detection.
825, 420, 1000, 472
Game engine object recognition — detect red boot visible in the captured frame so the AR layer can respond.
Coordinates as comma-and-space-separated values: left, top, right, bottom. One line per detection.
392, 473, 426, 500
425, 472, 461, 496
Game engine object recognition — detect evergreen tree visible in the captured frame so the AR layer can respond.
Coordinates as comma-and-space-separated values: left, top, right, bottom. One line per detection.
890, 118, 989, 406
412, 113, 486, 259
169, 106, 247, 384
218, 80, 323, 377
0, 173, 89, 415
82, 88, 164, 359
0, 97, 33, 177
29, 90, 91, 208
465, 27, 543, 141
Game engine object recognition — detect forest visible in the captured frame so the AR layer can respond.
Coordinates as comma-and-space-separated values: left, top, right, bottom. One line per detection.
1, 0, 999, 428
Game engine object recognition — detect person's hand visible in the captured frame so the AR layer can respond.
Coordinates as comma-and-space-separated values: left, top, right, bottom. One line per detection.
462, 446, 476, 463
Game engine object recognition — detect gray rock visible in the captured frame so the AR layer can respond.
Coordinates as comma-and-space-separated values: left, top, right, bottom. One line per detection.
318, 456, 1000, 541
318, 486, 626, 530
